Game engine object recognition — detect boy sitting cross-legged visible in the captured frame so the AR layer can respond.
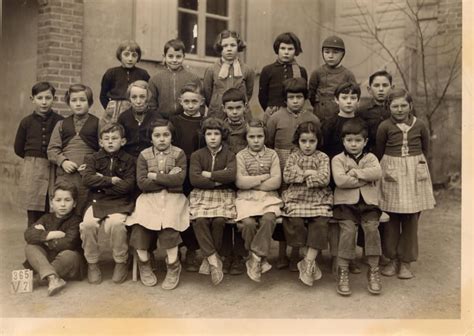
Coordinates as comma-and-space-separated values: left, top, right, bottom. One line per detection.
24, 181, 85, 296
80, 123, 136, 284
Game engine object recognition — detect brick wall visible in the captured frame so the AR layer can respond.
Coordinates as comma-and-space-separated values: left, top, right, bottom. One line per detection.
37, 0, 84, 115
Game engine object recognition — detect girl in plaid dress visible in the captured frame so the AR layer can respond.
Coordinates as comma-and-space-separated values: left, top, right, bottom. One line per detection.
127, 119, 189, 290
265, 78, 321, 270
282, 121, 333, 286
189, 118, 237, 285
235, 120, 282, 282
375, 88, 435, 280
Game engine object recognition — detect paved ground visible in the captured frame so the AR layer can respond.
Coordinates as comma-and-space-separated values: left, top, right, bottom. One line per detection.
0, 190, 461, 320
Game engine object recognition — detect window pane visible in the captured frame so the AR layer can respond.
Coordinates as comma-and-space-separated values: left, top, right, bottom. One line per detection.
206, 18, 228, 57
207, 0, 228, 16
178, 12, 198, 54
178, 0, 197, 10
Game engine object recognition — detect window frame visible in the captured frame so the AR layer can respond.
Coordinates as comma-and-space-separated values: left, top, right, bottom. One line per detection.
177, 0, 234, 62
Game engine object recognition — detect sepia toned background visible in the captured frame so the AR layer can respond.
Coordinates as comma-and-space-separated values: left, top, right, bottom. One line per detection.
0, 0, 465, 326
0, 0, 461, 207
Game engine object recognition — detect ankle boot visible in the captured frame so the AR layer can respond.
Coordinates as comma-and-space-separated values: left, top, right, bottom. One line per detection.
162, 257, 182, 290
367, 266, 382, 294
337, 266, 351, 296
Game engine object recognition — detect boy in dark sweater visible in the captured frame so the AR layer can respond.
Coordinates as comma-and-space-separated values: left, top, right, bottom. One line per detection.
170, 82, 206, 272
358, 70, 393, 153
24, 182, 84, 296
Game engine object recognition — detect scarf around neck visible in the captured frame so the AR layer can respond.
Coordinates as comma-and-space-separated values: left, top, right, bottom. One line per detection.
218, 58, 243, 79
276, 59, 301, 78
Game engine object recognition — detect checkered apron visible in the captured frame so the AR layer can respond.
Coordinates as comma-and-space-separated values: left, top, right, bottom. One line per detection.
379, 154, 435, 213
189, 188, 237, 220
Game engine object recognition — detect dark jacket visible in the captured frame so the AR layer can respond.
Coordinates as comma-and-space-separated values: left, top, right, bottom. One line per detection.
81, 148, 136, 218
24, 212, 82, 257
117, 107, 162, 158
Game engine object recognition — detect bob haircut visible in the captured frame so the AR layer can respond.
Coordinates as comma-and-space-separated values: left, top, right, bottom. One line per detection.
283, 77, 308, 99
340, 118, 369, 139
126, 80, 153, 102
99, 122, 126, 139
65, 84, 94, 106
200, 117, 229, 141
222, 88, 246, 105
273, 32, 303, 56
148, 119, 176, 141
369, 70, 393, 86
163, 39, 186, 55
213, 30, 246, 53
51, 180, 78, 202
116, 40, 142, 62
245, 119, 267, 140
292, 121, 323, 149
334, 82, 361, 99
32, 81, 56, 97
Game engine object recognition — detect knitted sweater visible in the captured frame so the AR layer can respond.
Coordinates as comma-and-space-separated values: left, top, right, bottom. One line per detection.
258, 61, 308, 110
308, 64, 356, 106
14, 110, 63, 159
148, 66, 201, 119
100, 66, 150, 108
375, 115, 430, 159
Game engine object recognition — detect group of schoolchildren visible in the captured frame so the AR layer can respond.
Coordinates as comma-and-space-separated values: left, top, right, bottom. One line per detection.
14, 30, 435, 298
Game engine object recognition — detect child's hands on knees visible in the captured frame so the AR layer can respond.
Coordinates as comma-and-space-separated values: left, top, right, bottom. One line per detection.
34, 224, 46, 231
61, 160, 78, 173
111, 176, 123, 185
46, 231, 66, 240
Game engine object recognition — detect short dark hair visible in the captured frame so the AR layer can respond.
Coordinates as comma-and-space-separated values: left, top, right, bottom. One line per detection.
385, 88, 413, 108
273, 32, 303, 56
180, 81, 204, 97
164, 39, 186, 55
245, 119, 267, 139
214, 30, 246, 53
292, 121, 322, 149
283, 78, 308, 99
51, 181, 78, 201
334, 82, 361, 99
340, 118, 369, 139
32, 81, 56, 97
369, 70, 393, 86
116, 40, 142, 62
201, 117, 229, 141
100, 122, 126, 138
222, 88, 246, 105
148, 119, 176, 140
65, 84, 94, 106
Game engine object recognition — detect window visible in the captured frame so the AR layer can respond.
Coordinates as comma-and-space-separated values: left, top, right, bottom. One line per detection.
134, 0, 242, 62
178, 0, 230, 57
